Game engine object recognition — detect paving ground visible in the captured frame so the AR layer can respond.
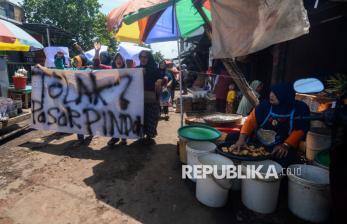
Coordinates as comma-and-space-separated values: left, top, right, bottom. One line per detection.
0, 109, 312, 224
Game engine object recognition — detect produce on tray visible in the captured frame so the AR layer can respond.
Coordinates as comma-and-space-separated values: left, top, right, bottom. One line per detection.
222, 144, 270, 157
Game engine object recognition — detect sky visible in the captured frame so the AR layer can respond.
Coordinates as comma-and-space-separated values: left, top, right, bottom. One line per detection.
99, 0, 177, 59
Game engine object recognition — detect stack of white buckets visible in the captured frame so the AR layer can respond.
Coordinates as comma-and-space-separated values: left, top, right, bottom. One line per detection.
185, 140, 331, 223
186, 141, 234, 207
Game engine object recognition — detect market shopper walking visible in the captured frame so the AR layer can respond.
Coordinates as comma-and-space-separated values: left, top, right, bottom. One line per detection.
137, 50, 163, 145
166, 62, 178, 105
237, 80, 263, 116
158, 60, 172, 119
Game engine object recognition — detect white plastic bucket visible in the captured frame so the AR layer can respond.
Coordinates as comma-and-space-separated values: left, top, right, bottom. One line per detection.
196, 154, 234, 207
313, 160, 329, 170
241, 160, 283, 214
306, 128, 331, 160
288, 164, 330, 223
186, 141, 216, 182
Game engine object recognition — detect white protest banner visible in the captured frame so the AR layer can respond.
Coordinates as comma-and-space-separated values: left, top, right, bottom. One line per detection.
31, 68, 144, 139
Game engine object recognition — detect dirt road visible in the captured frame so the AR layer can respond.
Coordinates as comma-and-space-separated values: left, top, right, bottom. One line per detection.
0, 110, 308, 224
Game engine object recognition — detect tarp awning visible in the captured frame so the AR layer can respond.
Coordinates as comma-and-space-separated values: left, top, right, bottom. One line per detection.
211, 0, 310, 58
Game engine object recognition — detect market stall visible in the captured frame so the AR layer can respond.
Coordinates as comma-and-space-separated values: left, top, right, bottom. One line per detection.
0, 18, 43, 135
106, 1, 336, 222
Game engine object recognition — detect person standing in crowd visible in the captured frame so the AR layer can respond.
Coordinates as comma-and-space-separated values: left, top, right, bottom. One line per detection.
74, 41, 112, 145
71, 39, 93, 67
226, 83, 237, 113
126, 59, 135, 68
72, 41, 95, 144
237, 80, 263, 116
91, 42, 112, 69
213, 60, 232, 113
159, 60, 171, 119
54, 51, 67, 69
137, 50, 163, 145
111, 53, 126, 69
166, 61, 178, 105
181, 64, 189, 95
71, 54, 91, 69
100, 51, 111, 66
107, 53, 128, 146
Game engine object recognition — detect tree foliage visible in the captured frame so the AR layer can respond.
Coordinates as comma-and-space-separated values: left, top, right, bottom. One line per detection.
153, 51, 165, 64
92, 13, 118, 54
22, 0, 116, 52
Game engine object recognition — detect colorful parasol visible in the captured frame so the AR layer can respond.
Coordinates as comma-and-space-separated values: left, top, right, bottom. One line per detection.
0, 19, 44, 51
107, 0, 211, 44
107, 0, 211, 127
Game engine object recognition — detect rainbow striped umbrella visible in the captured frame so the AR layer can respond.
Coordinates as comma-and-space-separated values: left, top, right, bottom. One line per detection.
107, 0, 211, 44
0, 19, 44, 51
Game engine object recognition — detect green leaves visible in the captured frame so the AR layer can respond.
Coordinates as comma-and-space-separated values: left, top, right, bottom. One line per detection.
326, 73, 347, 97
22, 0, 116, 52
153, 51, 165, 63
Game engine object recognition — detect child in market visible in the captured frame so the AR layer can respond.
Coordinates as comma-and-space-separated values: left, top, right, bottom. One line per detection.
226, 83, 236, 113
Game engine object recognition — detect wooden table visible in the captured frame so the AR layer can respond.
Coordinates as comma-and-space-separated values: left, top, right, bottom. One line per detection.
8, 85, 32, 109
0, 110, 31, 141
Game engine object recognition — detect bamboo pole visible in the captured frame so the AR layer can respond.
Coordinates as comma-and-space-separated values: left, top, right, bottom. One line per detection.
193, 0, 259, 107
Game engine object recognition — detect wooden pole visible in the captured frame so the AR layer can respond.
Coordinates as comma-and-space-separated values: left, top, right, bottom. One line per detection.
193, 0, 259, 107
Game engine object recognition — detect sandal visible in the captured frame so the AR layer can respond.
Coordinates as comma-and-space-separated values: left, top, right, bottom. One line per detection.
119, 139, 127, 146
107, 138, 120, 146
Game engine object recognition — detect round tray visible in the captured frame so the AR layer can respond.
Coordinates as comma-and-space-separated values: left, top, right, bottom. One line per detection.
216, 142, 271, 161
203, 113, 242, 127
178, 125, 221, 141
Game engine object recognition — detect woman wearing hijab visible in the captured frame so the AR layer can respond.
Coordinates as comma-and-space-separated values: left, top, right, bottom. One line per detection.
108, 53, 128, 146
227, 83, 310, 167
237, 80, 263, 116
111, 53, 126, 69
137, 50, 163, 145
71, 40, 93, 68
72, 54, 91, 69
100, 51, 111, 66
54, 51, 67, 69
159, 60, 172, 119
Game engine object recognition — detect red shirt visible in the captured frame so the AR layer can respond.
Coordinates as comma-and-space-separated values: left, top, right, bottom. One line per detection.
97, 64, 112, 70
214, 70, 232, 100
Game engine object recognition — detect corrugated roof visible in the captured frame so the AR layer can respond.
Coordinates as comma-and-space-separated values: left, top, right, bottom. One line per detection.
4, 0, 21, 7
20, 23, 75, 39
